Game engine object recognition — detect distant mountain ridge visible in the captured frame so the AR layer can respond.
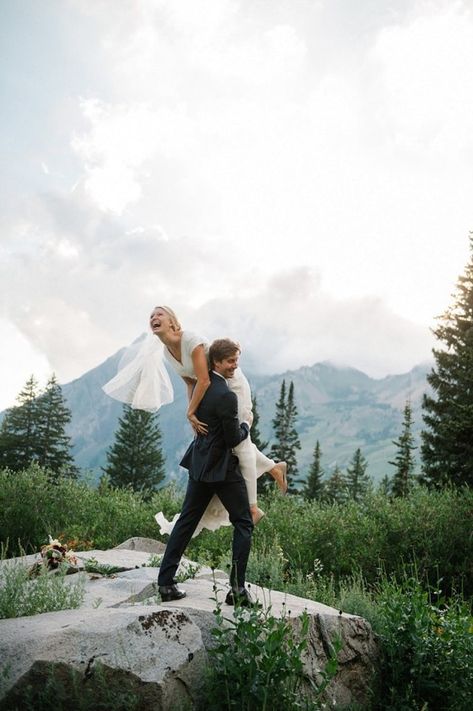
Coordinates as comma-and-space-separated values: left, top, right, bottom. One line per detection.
55, 347, 431, 486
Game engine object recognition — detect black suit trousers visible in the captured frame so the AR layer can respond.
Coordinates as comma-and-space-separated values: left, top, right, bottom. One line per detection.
157, 469, 253, 588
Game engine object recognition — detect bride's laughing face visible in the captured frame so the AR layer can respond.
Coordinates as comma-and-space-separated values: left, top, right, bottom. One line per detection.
150, 307, 172, 335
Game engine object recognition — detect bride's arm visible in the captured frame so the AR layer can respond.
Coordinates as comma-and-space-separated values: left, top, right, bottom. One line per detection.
182, 377, 195, 403
186, 345, 210, 433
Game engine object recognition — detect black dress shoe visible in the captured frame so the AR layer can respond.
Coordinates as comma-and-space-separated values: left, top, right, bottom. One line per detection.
158, 584, 187, 602
225, 587, 257, 607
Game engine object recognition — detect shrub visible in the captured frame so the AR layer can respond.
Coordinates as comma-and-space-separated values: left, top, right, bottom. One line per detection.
246, 487, 473, 598
374, 575, 473, 711
0, 560, 85, 619
0, 465, 182, 556
202, 579, 340, 710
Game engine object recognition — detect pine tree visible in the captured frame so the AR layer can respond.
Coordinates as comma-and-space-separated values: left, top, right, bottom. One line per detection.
0, 375, 41, 470
103, 405, 166, 495
346, 447, 371, 502
270, 379, 287, 456
303, 441, 325, 500
324, 465, 348, 504
0, 374, 77, 477
421, 235, 473, 487
36, 375, 77, 478
269, 380, 301, 493
389, 400, 416, 497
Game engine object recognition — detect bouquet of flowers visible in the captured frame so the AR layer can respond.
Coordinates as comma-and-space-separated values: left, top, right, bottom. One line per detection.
29, 536, 79, 577
41, 536, 78, 569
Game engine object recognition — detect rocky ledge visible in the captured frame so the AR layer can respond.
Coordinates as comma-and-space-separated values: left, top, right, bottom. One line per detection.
0, 537, 378, 709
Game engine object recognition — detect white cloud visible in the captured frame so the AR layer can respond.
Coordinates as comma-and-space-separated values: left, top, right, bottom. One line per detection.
190, 267, 434, 377
71, 100, 161, 214
0, 184, 434, 399
370, 2, 473, 156
2, 0, 472, 405
0, 320, 51, 410
0, 188, 247, 384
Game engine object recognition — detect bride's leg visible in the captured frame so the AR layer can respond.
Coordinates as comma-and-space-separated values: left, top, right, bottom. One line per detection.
233, 438, 265, 525
254, 448, 288, 494
226, 368, 270, 516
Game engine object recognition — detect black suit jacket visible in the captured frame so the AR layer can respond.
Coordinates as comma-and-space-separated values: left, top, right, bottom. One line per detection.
180, 371, 249, 483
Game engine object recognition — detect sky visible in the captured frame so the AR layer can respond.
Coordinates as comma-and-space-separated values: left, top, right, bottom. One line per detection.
1, 0, 473, 410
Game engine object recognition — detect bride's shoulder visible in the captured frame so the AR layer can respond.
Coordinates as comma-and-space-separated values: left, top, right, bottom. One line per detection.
182, 330, 209, 353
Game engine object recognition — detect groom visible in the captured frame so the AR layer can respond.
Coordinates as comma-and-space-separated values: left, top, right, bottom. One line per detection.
157, 338, 255, 606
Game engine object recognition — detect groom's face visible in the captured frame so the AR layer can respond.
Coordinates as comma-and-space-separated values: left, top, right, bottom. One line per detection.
214, 352, 239, 379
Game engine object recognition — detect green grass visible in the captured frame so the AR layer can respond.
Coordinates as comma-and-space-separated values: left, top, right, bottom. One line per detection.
2, 466, 471, 601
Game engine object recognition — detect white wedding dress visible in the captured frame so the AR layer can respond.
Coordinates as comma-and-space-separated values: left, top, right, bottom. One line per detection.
103, 330, 276, 537
156, 331, 276, 537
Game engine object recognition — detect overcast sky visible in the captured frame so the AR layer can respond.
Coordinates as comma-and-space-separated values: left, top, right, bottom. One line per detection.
1, 0, 472, 410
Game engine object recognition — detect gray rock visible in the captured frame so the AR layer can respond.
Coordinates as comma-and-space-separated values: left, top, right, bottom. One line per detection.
0, 605, 206, 710
0, 542, 379, 709
114, 536, 167, 554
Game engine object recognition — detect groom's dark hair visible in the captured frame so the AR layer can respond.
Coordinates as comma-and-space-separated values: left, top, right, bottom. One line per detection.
209, 338, 241, 367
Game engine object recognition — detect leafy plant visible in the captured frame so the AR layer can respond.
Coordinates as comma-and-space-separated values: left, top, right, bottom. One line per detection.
0, 560, 85, 619
83, 557, 123, 577
143, 553, 163, 567
201, 577, 340, 710
175, 562, 201, 582
374, 575, 473, 711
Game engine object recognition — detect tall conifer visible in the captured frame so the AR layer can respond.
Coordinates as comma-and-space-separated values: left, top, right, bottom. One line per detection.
390, 400, 416, 497
251, 395, 271, 496
251, 395, 269, 453
421, 235, 473, 487
0, 376, 41, 470
0, 374, 77, 477
324, 465, 348, 504
346, 447, 371, 502
303, 441, 325, 500
36, 375, 77, 478
103, 405, 166, 494
269, 380, 301, 492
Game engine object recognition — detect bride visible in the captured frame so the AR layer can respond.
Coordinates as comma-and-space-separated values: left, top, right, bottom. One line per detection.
103, 305, 287, 535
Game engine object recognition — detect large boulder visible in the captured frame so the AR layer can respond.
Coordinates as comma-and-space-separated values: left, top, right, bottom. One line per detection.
113, 536, 167, 554
0, 606, 205, 710
0, 540, 379, 709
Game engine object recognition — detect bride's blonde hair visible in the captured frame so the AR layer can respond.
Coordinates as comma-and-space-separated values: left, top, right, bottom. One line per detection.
155, 305, 182, 332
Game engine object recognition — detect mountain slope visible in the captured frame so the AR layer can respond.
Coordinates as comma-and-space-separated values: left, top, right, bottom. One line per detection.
59, 350, 431, 485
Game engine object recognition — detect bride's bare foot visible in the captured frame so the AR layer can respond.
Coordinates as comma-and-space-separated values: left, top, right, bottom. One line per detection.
270, 462, 288, 494
250, 505, 265, 525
